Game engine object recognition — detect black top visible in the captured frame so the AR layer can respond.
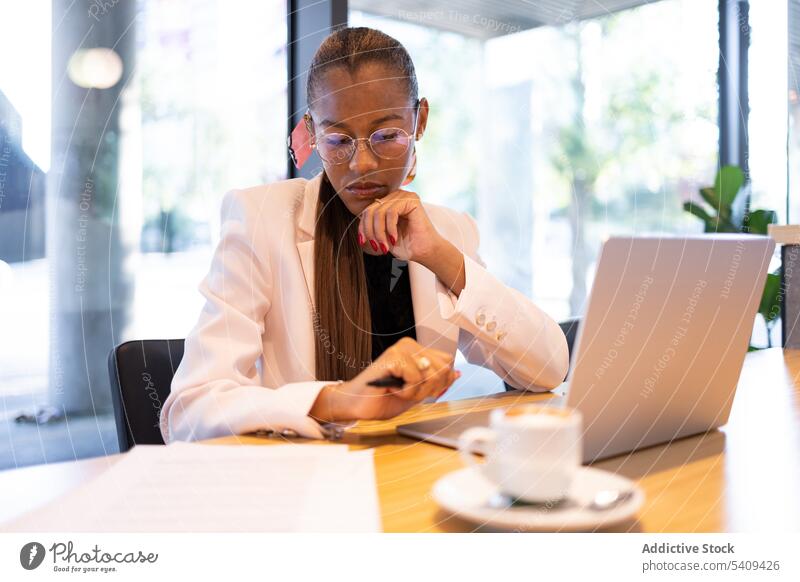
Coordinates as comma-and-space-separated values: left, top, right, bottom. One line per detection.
362, 252, 416, 362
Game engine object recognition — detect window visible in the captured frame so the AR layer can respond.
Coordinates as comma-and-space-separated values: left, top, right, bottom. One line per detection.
351, 1, 719, 320
0, 0, 788, 467
790, 0, 800, 223
749, 0, 789, 223
0, 0, 287, 469
134, 0, 288, 339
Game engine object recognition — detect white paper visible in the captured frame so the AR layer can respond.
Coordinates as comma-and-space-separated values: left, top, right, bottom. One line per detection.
3, 443, 381, 532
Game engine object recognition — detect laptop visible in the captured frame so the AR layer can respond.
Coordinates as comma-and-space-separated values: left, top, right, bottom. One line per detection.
397, 235, 776, 463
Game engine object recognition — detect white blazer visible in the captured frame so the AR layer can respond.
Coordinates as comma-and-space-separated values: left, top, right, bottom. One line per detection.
160, 173, 568, 443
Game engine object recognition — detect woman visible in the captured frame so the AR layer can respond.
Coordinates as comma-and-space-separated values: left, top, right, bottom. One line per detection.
160, 27, 568, 443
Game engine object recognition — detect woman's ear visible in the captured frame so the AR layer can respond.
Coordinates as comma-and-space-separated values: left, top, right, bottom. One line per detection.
416, 97, 429, 140
289, 113, 314, 169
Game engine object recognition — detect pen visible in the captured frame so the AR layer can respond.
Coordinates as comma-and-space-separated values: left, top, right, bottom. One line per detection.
366, 375, 405, 388
368, 368, 460, 388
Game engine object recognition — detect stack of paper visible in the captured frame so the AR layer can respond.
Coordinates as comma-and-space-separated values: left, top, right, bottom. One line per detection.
3, 442, 381, 532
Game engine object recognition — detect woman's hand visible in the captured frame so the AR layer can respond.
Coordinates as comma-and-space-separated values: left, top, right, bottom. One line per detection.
357, 189, 468, 297
358, 189, 442, 263
308, 337, 460, 423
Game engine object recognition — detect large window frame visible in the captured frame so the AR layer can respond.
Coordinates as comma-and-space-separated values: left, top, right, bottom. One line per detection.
287, 0, 765, 214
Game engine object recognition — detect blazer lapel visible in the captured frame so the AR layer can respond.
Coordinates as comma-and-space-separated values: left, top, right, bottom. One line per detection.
295, 174, 459, 357
296, 174, 322, 313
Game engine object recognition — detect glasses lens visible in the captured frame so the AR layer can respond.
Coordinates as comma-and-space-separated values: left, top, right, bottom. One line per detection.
370, 128, 411, 159
317, 133, 354, 164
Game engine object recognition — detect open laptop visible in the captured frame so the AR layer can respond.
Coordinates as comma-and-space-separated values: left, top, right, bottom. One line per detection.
397, 235, 776, 463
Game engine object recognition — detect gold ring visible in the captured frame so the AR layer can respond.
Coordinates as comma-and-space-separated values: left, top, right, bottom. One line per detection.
415, 356, 431, 371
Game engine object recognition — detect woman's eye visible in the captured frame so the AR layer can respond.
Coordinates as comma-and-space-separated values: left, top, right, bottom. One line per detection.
373, 130, 400, 142
322, 134, 352, 146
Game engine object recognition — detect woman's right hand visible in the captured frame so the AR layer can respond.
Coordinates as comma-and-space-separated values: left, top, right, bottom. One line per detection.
309, 337, 460, 423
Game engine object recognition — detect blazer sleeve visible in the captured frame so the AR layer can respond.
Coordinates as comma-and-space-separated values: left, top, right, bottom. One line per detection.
159, 190, 332, 443
436, 212, 569, 390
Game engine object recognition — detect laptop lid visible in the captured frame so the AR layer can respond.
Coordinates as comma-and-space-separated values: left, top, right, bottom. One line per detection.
568, 235, 775, 462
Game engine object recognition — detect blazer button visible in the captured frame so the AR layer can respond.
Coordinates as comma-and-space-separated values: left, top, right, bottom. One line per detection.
486, 319, 497, 332
496, 330, 507, 342
476, 312, 486, 326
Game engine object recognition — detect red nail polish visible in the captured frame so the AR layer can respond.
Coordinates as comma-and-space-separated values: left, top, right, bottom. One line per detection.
388, 235, 396, 246
358, 232, 365, 246
370, 240, 378, 251
380, 242, 388, 253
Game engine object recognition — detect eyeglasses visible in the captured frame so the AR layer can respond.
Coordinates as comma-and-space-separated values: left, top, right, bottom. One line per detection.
314, 127, 415, 165
309, 102, 420, 166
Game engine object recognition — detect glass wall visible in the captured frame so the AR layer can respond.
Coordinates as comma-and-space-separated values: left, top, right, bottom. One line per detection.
348, 0, 719, 399
791, 0, 800, 224
133, 0, 288, 340
351, 0, 719, 320
749, 0, 789, 224
0, 0, 287, 470
1, 0, 795, 468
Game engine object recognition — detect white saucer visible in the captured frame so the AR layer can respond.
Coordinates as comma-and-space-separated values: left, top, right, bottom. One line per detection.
432, 466, 644, 532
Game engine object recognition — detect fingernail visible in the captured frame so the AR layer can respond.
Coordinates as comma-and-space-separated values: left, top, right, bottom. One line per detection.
454, 370, 461, 377
370, 240, 378, 251
388, 235, 396, 246
358, 232, 365, 246
379, 242, 388, 254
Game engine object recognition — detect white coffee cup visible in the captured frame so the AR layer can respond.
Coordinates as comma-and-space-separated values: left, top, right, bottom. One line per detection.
457, 404, 583, 503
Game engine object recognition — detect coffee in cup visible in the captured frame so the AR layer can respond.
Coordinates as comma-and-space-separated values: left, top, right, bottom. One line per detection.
457, 404, 583, 503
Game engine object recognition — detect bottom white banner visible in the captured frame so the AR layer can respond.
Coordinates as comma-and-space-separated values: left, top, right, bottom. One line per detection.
1, 533, 797, 581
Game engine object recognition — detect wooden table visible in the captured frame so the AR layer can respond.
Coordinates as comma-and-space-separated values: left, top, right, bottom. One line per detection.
2, 348, 799, 532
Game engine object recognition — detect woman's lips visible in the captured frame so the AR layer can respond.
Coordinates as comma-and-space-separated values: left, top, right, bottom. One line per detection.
346, 183, 386, 198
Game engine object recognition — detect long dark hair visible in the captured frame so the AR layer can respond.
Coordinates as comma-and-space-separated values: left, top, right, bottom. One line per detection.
308, 27, 418, 381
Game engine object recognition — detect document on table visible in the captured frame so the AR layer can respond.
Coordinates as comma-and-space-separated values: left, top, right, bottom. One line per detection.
2, 442, 381, 532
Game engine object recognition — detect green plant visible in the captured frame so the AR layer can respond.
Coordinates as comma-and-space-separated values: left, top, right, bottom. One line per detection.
683, 165, 781, 348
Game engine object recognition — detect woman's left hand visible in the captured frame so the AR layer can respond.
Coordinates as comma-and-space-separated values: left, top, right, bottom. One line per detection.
358, 189, 442, 262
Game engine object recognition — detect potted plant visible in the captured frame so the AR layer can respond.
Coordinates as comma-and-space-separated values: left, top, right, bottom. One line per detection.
683, 165, 781, 348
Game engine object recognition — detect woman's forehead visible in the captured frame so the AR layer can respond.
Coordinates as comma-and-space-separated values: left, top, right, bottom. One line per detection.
311, 63, 413, 127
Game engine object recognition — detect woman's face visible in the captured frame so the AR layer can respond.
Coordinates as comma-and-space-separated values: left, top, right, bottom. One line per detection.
309, 62, 428, 216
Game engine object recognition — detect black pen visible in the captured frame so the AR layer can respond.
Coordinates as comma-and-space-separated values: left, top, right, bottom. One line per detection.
367, 375, 405, 388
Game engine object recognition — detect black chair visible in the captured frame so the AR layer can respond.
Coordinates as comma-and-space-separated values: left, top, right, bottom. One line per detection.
504, 317, 581, 391
108, 339, 185, 452
559, 317, 581, 360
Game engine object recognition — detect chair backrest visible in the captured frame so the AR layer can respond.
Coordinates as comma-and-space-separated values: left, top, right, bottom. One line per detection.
559, 317, 580, 361
503, 317, 581, 391
107, 339, 184, 452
